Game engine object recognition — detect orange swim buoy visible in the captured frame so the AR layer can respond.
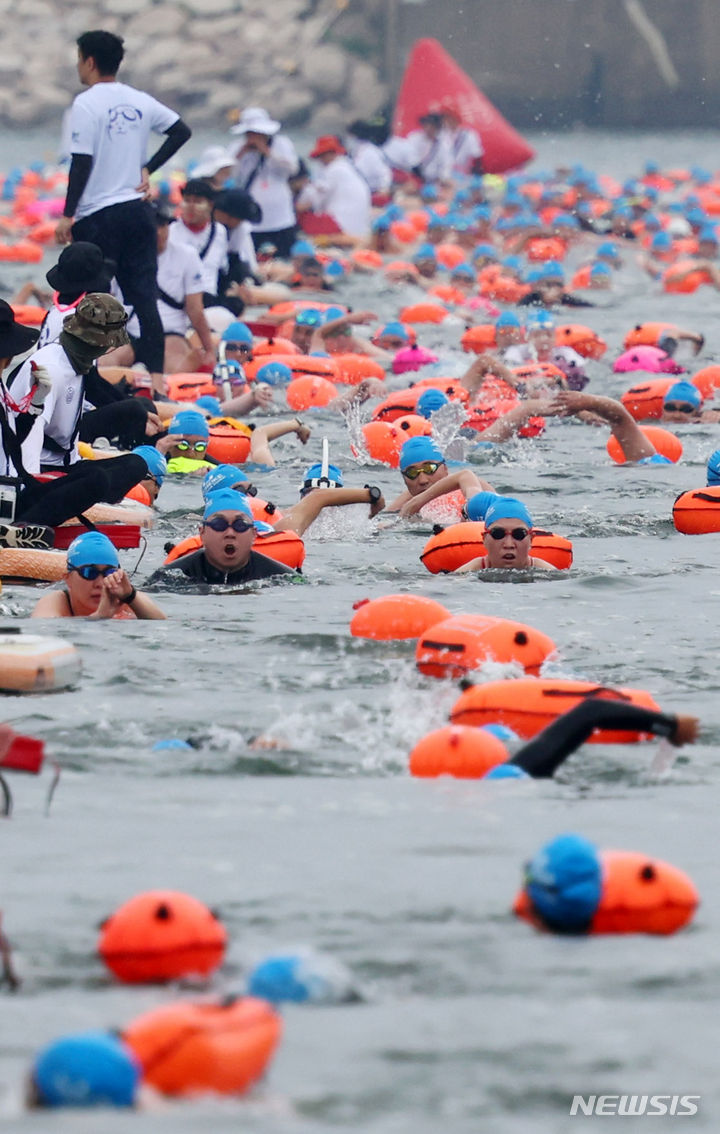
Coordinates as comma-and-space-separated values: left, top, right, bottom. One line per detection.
399, 302, 448, 324
98, 890, 227, 983
164, 535, 202, 563
420, 522, 573, 573
125, 483, 153, 507
206, 419, 252, 464
359, 420, 402, 466
11, 303, 47, 326
122, 997, 282, 1096
623, 322, 676, 350
672, 486, 720, 534
393, 413, 433, 442
513, 850, 699, 935
662, 261, 712, 294
165, 373, 218, 402
413, 376, 469, 403
416, 614, 556, 679
434, 243, 466, 270
427, 283, 467, 305
460, 324, 497, 353
248, 496, 283, 523
331, 353, 385, 385
450, 678, 660, 741
390, 219, 418, 244
620, 379, 673, 420
607, 425, 682, 464
252, 335, 298, 356
286, 374, 338, 410
691, 365, 720, 399
351, 248, 384, 270
525, 236, 567, 262
372, 388, 423, 422
409, 724, 508, 778
350, 594, 449, 640
555, 324, 607, 359
255, 529, 305, 569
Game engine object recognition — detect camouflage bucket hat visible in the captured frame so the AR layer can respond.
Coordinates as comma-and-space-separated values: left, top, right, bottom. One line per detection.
63, 293, 129, 349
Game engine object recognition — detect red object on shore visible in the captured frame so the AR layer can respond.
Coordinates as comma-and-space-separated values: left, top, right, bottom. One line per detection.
392, 38, 535, 173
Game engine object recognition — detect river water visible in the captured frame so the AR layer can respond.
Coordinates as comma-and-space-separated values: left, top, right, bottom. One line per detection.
1, 129, 719, 1132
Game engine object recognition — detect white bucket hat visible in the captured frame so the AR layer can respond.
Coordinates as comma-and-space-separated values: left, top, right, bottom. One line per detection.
230, 106, 281, 137
192, 145, 235, 179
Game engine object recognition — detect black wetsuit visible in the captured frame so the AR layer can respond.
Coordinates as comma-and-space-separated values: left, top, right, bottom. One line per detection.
519, 291, 594, 308
148, 548, 295, 586
511, 700, 679, 778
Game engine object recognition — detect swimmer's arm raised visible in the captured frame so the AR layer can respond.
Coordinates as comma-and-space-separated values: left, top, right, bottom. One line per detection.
548, 392, 655, 461
398, 469, 494, 517
481, 398, 552, 442
274, 486, 385, 536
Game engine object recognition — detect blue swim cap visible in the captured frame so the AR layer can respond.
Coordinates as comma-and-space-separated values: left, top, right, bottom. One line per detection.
527, 309, 556, 331
553, 212, 579, 228
399, 436, 444, 471
303, 461, 343, 487
195, 395, 223, 415
502, 255, 523, 272
524, 833, 603, 933
539, 260, 564, 281
698, 225, 719, 245
325, 261, 345, 277
484, 763, 529, 780
484, 496, 533, 529
707, 448, 720, 485
416, 389, 450, 418
420, 185, 438, 202
472, 243, 497, 260
412, 243, 437, 263
450, 262, 475, 279
590, 262, 611, 277
202, 489, 253, 522
32, 1031, 140, 1108
66, 531, 120, 570
202, 464, 250, 499
643, 212, 661, 230
290, 239, 314, 257
247, 950, 354, 1004
464, 490, 500, 522
496, 311, 522, 329
221, 321, 253, 344
426, 214, 446, 231
472, 204, 491, 220
323, 306, 345, 323
650, 232, 672, 251
256, 361, 293, 386
377, 321, 408, 342
596, 241, 620, 259
132, 445, 167, 485
371, 215, 390, 233
168, 410, 210, 439
664, 380, 702, 409
638, 454, 672, 465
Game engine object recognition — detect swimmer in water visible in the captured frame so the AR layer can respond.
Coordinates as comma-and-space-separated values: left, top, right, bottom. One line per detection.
31, 531, 166, 619
660, 381, 720, 424
386, 437, 494, 519
453, 494, 560, 572
546, 390, 669, 463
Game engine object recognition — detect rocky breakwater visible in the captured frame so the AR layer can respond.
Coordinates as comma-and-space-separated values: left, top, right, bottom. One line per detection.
0, 0, 388, 131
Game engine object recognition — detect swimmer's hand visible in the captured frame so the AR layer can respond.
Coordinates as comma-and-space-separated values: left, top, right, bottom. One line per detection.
29, 361, 52, 414
399, 496, 423, 518
144, 412, 164, 438
90, 568, 133, 619
135, 166, 151, 200
546, 390, 592, 417
294, 419, 311, 444
55, 216, 73, 245
252, 383, 274, 410
671, 715, 699, 746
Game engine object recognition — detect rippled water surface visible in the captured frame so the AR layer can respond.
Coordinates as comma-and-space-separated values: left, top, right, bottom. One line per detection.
1, 130, 720, 1131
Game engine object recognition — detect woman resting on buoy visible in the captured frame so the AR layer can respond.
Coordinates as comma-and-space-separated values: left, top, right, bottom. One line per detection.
31, 532, 166, 620
453, 495, 560, 572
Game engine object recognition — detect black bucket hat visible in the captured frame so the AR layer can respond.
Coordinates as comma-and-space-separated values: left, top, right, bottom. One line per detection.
46, 242, 116, 294
0, 300, 40, 357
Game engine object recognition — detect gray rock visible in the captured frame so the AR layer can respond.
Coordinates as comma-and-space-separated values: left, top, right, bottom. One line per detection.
346, 61, 386, 118
183, 0, 238, 15
307, 100, 345, 134
301, 44, 348, 97
126, 5, 187, 38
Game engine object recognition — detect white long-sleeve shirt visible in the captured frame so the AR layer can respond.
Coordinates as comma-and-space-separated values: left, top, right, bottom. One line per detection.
348, 139, 392, 194
297, 156, 371, 238
232, 134, 299, 232
13, 343, 85, 471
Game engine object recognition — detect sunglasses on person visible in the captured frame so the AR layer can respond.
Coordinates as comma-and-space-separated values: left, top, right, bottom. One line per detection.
487, 526, 530, 541
295, 310, 322, 327
72, 564, 118, 580
402, 461, 441, 480
663, 402, 696, 414
174, 440, 208, 453
203, 516, 254, 533
224, 342, 252, 353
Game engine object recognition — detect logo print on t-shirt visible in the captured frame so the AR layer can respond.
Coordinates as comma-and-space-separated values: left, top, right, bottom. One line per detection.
65, 385, 75, 404
107, 105, 143, 139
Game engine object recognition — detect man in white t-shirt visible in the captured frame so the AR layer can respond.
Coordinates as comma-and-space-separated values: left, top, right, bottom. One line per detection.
345, 122, 392, 196
168, 178, 229, 299
230, 106, 299, 258
404, 113, 453, 184
438, 98, 484, 177
55, 30, 191, 395
297, 136, 371, 239
154, 203, 214, 373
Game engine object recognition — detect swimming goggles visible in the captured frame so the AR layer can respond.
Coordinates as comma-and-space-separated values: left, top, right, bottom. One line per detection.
663, 402, 696, 414
402, 461, 440, 480
175, 440, 208, 453
73, 564, 118, 580
487, 527, 530, 541
203, 516, 254, 533
224, 342, 253, 353
294, 310, 323, 327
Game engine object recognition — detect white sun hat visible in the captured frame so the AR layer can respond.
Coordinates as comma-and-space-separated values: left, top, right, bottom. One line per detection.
230, 106, 281, 137
192, 145, 235, 179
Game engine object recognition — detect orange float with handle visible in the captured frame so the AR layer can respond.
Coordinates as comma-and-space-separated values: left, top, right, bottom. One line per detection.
393, 413, 433, 442
285, 374, 338, 410
165, 372, 218, 402
691, 365, 720, 399
623, 322, 676, 349
359, 420, 403, 466
409, 724, 508, 778
252, 335, 298, 356
482, 275, 530, 303
122, 997, 282, 1096
413, 376, 470, 403
620, 379, 673, 420
125, 483, 153, 507
331, 353, 385, 385
450, 678, 660, 741
420, 521, 573, 573
672, 486, 720, 534
416, 614, 556, 678
399, 302, 448, 324
206, 418, 252, 463
350, 594, 449, 640
555, 324, 607, 359
570, 265, 592, 289
513, 847, 698, 935
97, 890, 227, 984
372, 388, 422, 422
607, 424, 682, 464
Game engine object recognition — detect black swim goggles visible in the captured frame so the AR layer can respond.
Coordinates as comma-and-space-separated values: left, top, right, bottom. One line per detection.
175, 440, 208, 453
487, 526, 530, 541
224, 342, 253, 353
203, 516, 254, 533
73, 564, 118, 580
663, 402, 696, 414
402, 461, 440, 480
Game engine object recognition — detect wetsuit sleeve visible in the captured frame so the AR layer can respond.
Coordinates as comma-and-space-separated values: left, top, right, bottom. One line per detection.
561, 294, 595, 308
145, 119, 192, 176
510, 699, 678, 778
64, 154, 93, 217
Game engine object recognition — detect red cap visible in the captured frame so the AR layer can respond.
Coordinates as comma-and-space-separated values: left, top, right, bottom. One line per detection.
310, 135, 345, 159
